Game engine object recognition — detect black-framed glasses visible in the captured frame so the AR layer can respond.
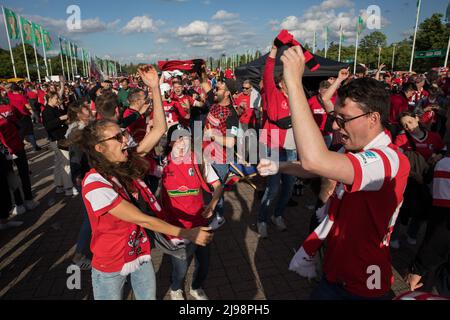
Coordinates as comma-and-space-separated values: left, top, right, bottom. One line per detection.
328, 111, 372, 129
97, 131, 125, 144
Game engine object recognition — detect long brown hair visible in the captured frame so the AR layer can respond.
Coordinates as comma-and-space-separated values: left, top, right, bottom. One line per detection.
70, 120, 149, 192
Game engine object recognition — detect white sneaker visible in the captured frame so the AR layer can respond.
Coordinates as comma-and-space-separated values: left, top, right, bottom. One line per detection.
0, 221, 24, 230
257, 222, 268, 239
390, 239, 400, 249
407, 237, 417, 246
169, 289, 185, 300
25, 200, 40, 211
56, 186, 64, 194
209, 216, 226, 231
271, 216, 287, 231
65, 187, 79, 197
190, 288, 209, 300
11, 205, 26, 216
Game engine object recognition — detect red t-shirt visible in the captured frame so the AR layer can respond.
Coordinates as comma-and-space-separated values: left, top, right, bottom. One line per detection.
123, 108, 147, 143
394, 131, 445, 161
163, 100, 188, 127
8, 92, 30, 117
261, 57, 291, 149
82, 170, 130, 273
171, 95, 193, 126
389, 94, 409, 125
37, 90, 46, 105
235, 93, 256, 126
161, 154, 210, 230
0, 104, 24, 154
27, 90, 38, 100
323, 132, 410, 298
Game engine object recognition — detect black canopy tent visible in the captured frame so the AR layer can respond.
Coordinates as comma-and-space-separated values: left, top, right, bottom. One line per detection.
234, 46, 366, 96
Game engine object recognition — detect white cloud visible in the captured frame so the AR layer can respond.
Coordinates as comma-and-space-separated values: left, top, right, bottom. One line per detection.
121, 16, 160, 34
156, 38, 169, 44
212, 10, 239, 20
25, 15, 119, 34
208, 25, 226, 36
320, 0, 353, 10
176, 20, 209, 36
275, 0, 390, 47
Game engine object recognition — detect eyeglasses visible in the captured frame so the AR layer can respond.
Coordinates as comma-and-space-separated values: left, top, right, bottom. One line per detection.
97, 131, 125, 144
328, 111, 372, 129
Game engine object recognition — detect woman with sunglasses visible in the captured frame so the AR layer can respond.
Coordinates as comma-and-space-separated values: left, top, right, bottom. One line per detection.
72, 65, 213, 300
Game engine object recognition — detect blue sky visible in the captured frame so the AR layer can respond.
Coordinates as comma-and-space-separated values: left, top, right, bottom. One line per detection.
0, 0, 448, 64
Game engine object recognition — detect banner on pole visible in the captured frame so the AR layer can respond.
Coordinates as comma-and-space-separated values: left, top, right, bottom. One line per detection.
415, 49, 446, 59
4, 8, 19, 40
20, 16, 34, 45
43, 29, 52, 50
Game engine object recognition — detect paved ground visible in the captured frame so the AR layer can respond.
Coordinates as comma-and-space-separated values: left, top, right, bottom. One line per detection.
0, 124, 415, 300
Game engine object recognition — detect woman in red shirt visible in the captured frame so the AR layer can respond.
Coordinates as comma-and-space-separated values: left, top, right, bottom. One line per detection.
74, 66, 213, 300
161, 124, 223, 300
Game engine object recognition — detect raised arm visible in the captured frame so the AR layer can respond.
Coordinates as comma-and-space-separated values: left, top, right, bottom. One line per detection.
280, 46, 354, 185
321, 68, 350, 112
136, 65, 168, 155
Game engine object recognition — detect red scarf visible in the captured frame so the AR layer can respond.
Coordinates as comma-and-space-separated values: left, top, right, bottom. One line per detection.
110, 177, 163, 276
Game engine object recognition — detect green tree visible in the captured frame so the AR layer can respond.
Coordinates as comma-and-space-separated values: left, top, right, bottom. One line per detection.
412, 13, 450, 72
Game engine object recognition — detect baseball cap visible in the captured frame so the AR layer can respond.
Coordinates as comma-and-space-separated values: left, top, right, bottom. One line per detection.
167, 123, 191, 144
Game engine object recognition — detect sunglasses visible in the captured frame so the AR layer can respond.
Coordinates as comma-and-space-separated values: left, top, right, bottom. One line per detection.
242, 87, 251, 90
328, 111, 372, 129
97, 131, 125, 144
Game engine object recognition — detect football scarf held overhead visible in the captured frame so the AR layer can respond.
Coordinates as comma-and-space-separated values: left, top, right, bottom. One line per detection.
158, 59, 205, 73
274, 29, 320, 72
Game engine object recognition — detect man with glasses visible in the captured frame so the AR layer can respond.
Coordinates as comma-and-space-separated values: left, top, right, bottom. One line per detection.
258, 46, 411, 300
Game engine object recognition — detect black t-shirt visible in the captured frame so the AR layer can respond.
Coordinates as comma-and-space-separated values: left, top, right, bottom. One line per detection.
42, 105, 68, 142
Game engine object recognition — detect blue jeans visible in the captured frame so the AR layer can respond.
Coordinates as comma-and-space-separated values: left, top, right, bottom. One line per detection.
75, 206, 91, 256
211, 163, 230, 219
171, 244, 210, 291
92, 262, 156, 300
258, 149, 297, 223
310, 277, 393, 300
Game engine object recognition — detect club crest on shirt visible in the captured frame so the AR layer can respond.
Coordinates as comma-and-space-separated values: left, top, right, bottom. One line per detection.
188, 168, 195, 177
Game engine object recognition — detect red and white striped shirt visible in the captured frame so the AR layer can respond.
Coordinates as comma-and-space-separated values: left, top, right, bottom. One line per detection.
433, 156, 450, 208
322, 132, 410, 298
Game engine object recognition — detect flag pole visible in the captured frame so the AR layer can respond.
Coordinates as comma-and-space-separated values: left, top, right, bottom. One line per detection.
313, 30, 316, 54
338, 26, 343, 62
33, 41, 41, 83
40, 28, 49, 79
59, 37, 65, 79
2, 7, 17, 78
18, 16, 30, 80
324, 27, 328, 58
377, 46, 382, 68
392, 44, 396, 71
409, 0, 422, 73
354, 30, 359, 75
444, 35, 450, 68
69, 42, 75, 80
65, 43, 71, 81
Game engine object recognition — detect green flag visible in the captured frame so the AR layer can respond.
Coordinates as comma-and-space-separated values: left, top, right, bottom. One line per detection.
4, 8, 19, 40
59, 37, 67, 55
32, 22, 42, 46
42, 29, 52, 50
356, 16, 365, 35
20, 16, 34, 45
